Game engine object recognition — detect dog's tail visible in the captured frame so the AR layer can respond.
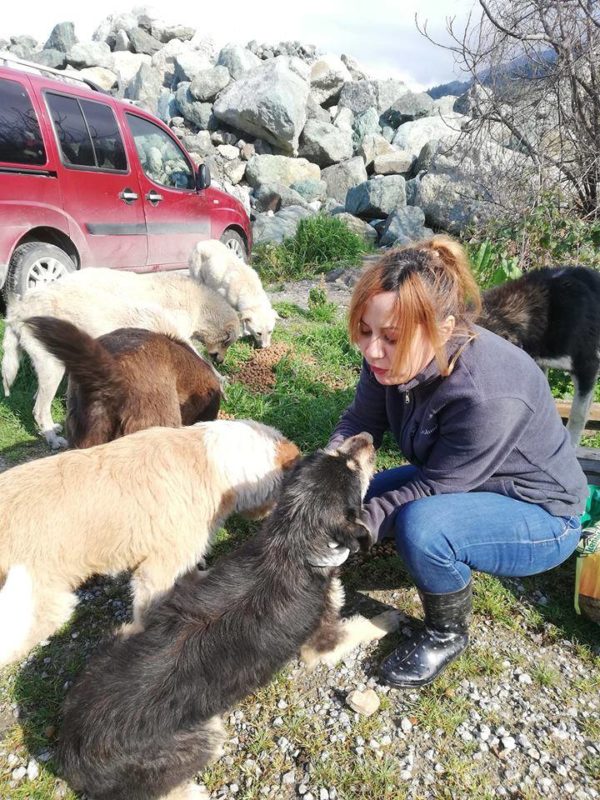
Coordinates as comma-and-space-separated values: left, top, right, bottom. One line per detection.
1, 323, 22, 396
25, 316, 125, 402
0, 565, 34, 666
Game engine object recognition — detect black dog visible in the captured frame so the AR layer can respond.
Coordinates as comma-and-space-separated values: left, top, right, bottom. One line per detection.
57, 433, 399, 800
479, 265, 600, 445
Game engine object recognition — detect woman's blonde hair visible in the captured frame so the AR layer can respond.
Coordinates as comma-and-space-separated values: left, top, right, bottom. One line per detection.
348, 236, 481, 377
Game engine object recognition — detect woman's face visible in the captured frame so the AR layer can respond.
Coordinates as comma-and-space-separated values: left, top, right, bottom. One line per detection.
356, 292, 441, 386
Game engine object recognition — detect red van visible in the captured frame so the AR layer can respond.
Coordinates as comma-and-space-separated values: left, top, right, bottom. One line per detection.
0, 54, 251, 296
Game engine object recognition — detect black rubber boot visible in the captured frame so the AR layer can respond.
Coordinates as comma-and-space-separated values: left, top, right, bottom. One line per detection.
379, 581, 472, 688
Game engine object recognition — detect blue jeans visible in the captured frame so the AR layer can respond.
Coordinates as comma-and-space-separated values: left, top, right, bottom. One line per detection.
366, 466, 582, 594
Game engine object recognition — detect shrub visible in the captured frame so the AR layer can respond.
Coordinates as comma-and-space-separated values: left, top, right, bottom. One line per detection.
252, 215, 368, 283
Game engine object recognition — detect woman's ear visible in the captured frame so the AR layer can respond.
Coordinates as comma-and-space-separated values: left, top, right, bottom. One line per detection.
440, 315, 456, 341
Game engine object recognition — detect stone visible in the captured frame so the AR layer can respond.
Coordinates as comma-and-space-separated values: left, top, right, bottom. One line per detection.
334, 213, 378, 245
392, 112, 467, 160
214, 57, 309, 154
67, 42, 113, 70
346, 688, 380, 716
112, 52, 151, 84
338, 80, 378, 114
125, 62, 163, 113
373, 151, 415, 175
78, 67, 119, 92
245, 154, 320, 189
44, 22, 77, 53
253, 182, 311, 212
290, 179, 328, 202
189, 66, 231, 102
127, 26, 163, 56
382, 90, 435, 127
310, 54, 352, 105
359, 134, 396, 169
345, 175, 407, 219
321, 157, 368, 204
174, 50, 215, 83
217, 44, 261, 80
30, 49, 67, 70
175, 84, 213, 129
252, 204, 315, 245
299, 120, 353, 167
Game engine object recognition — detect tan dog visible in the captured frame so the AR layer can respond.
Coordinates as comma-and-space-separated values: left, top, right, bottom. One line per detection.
0, 420, 300, 666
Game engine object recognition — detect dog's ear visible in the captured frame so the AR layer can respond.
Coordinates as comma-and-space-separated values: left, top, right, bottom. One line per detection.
347, 518, 373, 553
223, 323, 239, 346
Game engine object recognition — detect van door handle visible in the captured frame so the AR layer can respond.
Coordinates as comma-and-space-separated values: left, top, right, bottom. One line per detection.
119, 188, 139, 203
146, 191, 164, 205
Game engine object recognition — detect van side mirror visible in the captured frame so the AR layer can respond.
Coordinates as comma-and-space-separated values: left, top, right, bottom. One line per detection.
195, 163, 211, 191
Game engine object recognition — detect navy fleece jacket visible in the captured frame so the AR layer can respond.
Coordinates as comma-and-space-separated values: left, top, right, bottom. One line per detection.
328, 326, 588, 541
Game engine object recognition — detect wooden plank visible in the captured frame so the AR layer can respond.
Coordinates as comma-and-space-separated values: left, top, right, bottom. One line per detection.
577, 446, 600, 485
555, 400, 600, 430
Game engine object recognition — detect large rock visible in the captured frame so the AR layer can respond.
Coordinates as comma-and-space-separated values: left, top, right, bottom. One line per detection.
373, 151, 414, 175
306, 95, 331, 123
379, 206, 429, 246
298, 120, 353, 167
321, 157, 368, 204
150, 20, 196, 43
252, 205, 315, 245
253, 182, 311, 212
335, 212, 378, 245
67, 42, 113, 70
93, 12, 138, 45
338, 80, 377, 114
175, 84, 213, 129
213, 58, 309, 154
392, 112, 467, 159
189, 66, 231, 102
374, 79, 411, 115
310, 54, 352, 105
345, 175, 407, 219
358, 133, 395, 170
79, 66, 119, 92
127, 26, 163, 56
44, 22, 77, 53
245, 154, 320, 189
353, 108, 380, 141
290, 179, 328, 202
382, 91, 435, 127
216, 44, 261, 80
112, 52, 151, 84
151, 39, 190, 86
126, 62, 163, 114
30, 49, 67, 69
174, 49, 215, 82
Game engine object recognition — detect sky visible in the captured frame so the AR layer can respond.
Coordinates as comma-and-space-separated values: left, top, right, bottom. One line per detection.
2, 0, 477, 90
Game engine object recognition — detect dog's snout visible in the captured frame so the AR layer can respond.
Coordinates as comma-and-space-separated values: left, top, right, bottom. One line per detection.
209, 352, 224, 364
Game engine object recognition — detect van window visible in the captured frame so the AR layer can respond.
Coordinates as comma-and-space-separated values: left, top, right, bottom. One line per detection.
0, 77, 46, 165
46, 93, 127, 171
80, 99, 127, 171
126, 114, 195, 190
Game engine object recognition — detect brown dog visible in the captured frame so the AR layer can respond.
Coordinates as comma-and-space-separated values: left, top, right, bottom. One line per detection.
26, 317, 223, 448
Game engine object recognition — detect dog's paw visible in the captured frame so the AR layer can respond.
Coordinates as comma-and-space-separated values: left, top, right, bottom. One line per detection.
46, 433, 69, 450
369, 609, 403, 636
117, 621, 144, 638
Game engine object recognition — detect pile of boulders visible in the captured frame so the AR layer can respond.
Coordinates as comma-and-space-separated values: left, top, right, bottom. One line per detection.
1, 10, 525, 248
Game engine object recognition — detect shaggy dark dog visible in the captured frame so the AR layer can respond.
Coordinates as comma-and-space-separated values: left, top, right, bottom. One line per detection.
57, 433, 398, 800
479, 265, 600, 445
25, 317, 222, 448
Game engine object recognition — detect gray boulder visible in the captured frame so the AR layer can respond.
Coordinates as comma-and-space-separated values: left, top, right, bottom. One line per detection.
151, 39, 190, 86
112, 52, 151, 84
373, 151, 414, 175
254, 182, 311, 212
405, 177, 421, 206
358, 133, 395, 170
245, 154, 320, 188
299, 120, 353, 167
338, 80, 377, 114
252, 205, 315, 245
306, 95, 331, 123
341, 53, 368, 81
379, 206, 429, 246
217, 44, 261, 80
345, 175, 406, 219
392, 112, 467, 159
175, 84, 213, 129
127, 27, 163, 56
321, 157, 368, 204
113, 30, 130, 52
150, 21, 195, 43
93, 12, 138, 45
189, 66, 231, 102
30, 49, 67, 69
181, 131, 214, 157
335, 212, 378, 245
174, 50, 215, 82
382, 91, 435, 127
333, 107, 354, 132
79, 67, 119, 92
126, 62, 164, 114
213, 58, 309, 154
44, 22, 77, 53
353, 108, 380, 141
310, 55, 352, 105
67, 42, 113, 70
290, 179, 328, 202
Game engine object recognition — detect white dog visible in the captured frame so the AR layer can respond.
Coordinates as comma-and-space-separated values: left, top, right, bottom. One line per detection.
2, 269, 241, 448
189, 239, 279, 348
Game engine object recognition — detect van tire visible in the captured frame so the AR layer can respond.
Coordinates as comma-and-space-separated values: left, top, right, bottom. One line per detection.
4, 242, 76, 299
219, 229, 248, 263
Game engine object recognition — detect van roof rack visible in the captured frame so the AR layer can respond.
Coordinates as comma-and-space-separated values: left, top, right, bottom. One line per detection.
0, 51, 108, 94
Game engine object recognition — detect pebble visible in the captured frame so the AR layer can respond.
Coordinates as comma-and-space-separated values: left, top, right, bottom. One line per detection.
345, 689, 380, 716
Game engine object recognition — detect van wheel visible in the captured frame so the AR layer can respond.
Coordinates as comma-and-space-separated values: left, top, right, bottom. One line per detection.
220, 229, 248, 263
5, 242, 76, 298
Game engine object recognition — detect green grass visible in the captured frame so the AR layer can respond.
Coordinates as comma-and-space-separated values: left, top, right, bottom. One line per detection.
0, 300, 599, 800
